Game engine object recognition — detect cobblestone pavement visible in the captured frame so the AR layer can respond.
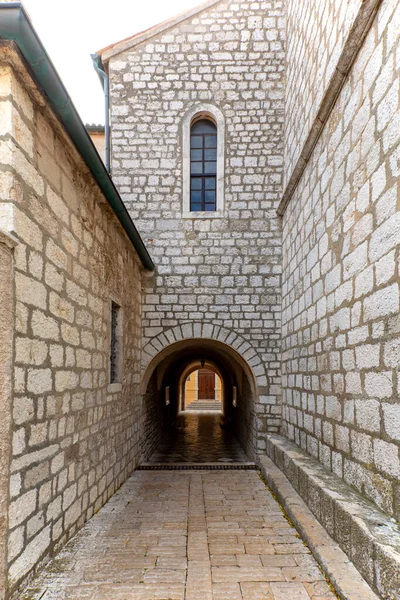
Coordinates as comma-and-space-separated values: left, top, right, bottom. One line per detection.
21, 470, 337, 600
148, 412, 248, 464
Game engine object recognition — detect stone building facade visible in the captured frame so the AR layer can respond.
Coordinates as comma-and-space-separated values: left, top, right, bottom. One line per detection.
281, 0, 400, 518
100, 0, 286, 453
0, 37, 153, 596
97, 0, 400, 595
0, 0, 399, 598
99, 0, 400, 514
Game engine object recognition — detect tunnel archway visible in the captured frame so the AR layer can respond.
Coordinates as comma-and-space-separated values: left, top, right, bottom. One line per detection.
139, 334, 261, 462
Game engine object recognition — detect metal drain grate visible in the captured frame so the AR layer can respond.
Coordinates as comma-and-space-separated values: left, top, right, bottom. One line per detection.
138, 463, 258, 471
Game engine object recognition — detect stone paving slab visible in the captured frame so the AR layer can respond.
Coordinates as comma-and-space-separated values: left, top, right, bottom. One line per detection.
19, 470, 339, 600
148, 412, 248, 464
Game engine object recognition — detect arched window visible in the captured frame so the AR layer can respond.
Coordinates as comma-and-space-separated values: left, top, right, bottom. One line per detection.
190, 119, 217, 212
182, 104, 225, 216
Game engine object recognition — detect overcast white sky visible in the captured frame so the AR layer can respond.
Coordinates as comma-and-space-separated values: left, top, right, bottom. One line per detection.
21, 0, 203, 124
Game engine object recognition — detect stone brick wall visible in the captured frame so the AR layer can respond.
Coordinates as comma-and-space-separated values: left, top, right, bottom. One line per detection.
0, 52, 144, 593
281, 0, 400, 517
140, 371, 163, 462
284, 0, 361, 186
107, 0, 285, 450
0, 231, 17, 599
232, 373, 255, 459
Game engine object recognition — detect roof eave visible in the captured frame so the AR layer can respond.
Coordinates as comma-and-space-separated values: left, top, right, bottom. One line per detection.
98, 0, 223, 63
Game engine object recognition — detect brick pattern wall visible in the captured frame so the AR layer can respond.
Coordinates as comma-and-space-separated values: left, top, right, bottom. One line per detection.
281, 0, 400, 517
109, 0, 285, 448
0, 232, 16, 598
0, 56, 144, 592
284, 0, 361, 186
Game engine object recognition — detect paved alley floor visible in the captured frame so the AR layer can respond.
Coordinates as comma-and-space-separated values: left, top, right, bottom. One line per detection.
148, 412, 249, 464
21, 470, 337, 600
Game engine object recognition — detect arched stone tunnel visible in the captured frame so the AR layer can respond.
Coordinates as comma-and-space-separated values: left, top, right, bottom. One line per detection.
139, 337, 260, 463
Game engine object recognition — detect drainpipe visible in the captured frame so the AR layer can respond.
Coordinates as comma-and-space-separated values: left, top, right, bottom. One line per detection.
91, 53, 110, 173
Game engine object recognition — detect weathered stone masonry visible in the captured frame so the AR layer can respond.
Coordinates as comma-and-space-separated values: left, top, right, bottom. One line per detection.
0, 0, 399, 598
102, 1, 400, 596
0, 47, 148, 596
284, 0, 362, 187
0, 230, 17, 599
104, 0, 286, 448
280, 0, 400, 519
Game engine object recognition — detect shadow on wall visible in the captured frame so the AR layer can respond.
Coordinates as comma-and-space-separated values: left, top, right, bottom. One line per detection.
138, 338, 259, 461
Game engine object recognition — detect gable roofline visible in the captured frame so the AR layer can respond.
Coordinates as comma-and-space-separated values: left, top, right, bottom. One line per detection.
0, 2, 154, 271
98, 0, 224, 63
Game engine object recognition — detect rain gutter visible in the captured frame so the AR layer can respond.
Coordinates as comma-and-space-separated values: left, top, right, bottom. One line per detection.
0, 2, 154, 271
91, 53, 110, 173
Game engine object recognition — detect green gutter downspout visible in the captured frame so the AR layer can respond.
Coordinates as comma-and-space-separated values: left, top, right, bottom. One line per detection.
0, 2, 154, 271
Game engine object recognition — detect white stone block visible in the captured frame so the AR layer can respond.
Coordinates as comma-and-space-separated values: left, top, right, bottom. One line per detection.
369, 212, 400, 262
355, 343, 380, 369
15, 272, 47, 310
8, 526, 24, 562
13, 397, 34, 425
355, 399, 381, 432
8, 526, 50, 585
374, 439, 400, 478
363, 284, 399, 321
15, 338, 48, 366
31, 310, 60, 341
365, 371, 393, 399
27, 368, 52, 395
55, 371, 79, 392
9, 489, 37, 529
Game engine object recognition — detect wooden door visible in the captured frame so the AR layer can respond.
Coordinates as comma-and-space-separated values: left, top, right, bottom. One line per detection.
198, 369, 215, 400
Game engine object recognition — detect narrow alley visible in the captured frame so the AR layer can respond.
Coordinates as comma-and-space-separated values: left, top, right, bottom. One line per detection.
21, 469, 336, 600
21, 413, 337, 600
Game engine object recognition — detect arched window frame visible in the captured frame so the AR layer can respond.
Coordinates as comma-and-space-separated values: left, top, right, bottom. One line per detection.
182, 104, 225, 217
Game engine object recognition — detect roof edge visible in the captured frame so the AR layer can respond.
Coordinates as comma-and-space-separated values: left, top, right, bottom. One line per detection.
99, 0, 223, 63
0, 2, 154, 271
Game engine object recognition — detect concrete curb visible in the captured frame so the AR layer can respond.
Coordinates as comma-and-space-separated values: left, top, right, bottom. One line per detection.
257, 454, 380, 600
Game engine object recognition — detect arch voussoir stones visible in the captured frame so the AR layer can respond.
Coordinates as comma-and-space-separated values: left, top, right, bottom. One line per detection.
141, 321, 268, 392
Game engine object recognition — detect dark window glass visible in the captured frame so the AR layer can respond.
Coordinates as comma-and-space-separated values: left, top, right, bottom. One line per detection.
191, 191, 201, 203
191, 178, 202, 190
205, 178, 216, 190
191, 136, 202, 148
205, 190, 216, 202
110, 302, 121, 383
191, 162, 203, 174
204, 162, 216, 174
204, 136, 217, 148
190, 119, 217, 212
204, 149, 217, 160
191, 149, 202, 161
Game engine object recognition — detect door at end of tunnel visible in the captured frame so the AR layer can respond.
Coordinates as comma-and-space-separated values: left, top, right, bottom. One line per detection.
198, 369, 215, 400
